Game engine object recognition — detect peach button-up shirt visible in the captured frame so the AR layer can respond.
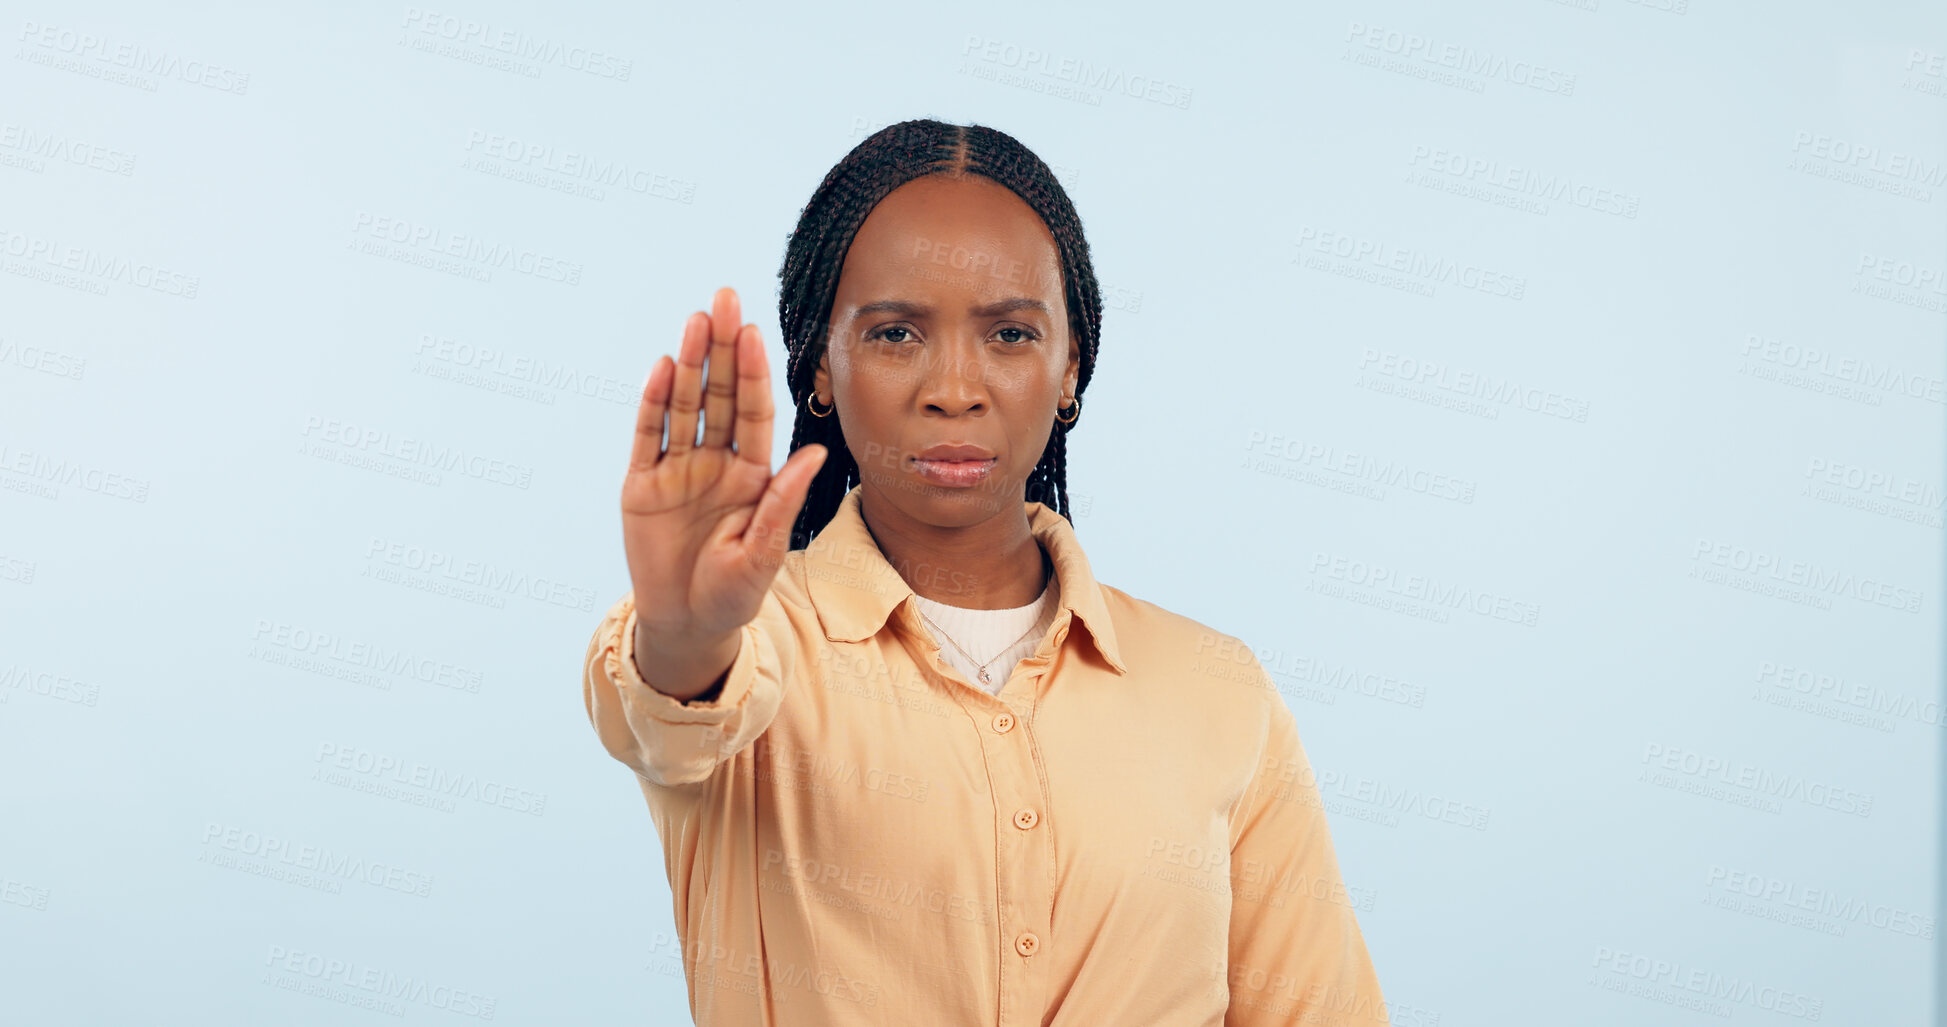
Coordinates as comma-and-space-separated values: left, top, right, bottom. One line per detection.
581, 484, 1386, 1026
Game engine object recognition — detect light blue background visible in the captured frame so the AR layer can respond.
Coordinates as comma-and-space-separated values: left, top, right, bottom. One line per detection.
1, 1, 1942, 1024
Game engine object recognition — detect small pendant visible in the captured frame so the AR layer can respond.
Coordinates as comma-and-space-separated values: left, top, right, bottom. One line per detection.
977, 668, 991, 684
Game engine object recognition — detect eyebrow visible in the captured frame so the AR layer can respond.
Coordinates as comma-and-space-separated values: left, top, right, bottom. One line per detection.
853, 297, 1052, 318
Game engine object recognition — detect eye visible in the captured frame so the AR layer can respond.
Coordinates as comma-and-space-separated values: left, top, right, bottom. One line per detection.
870, 325, 916, 344
996, 326, 1039, 345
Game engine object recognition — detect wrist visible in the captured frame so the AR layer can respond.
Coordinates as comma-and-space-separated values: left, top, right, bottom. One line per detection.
631, 618, 741, 701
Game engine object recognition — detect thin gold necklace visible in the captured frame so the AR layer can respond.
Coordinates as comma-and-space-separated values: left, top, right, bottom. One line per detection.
916, 560, 1055, 687
917, 607, 1046, 686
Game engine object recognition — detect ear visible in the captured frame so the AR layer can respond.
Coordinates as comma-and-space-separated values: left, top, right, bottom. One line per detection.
813, 347, 832, 405
1062, 336, 1080, 400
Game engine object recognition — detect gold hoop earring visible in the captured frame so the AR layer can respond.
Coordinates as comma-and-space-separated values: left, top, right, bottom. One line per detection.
1055, 397, 1079, 425
806, 393, 834, 418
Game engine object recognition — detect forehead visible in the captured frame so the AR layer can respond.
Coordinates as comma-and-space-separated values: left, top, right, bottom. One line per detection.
836, 175, 1063, 303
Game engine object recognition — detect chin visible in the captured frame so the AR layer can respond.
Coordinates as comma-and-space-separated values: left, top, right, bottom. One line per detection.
871, 468, 1018, 522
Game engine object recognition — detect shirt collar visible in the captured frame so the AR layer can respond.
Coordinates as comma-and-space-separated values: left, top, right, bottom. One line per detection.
803, 484, 1128, 675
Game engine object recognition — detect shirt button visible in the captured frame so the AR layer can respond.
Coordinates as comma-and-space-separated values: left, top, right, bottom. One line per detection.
1013, 807, 1038, 830
1014, 931, 1039, 957
991, 711, 1015, 734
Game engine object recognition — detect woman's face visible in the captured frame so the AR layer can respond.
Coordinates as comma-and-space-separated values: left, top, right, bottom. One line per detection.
816, 173, 1080, 527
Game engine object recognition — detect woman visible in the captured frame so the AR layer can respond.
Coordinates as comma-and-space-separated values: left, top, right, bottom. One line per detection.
582, 119, 1386, 1026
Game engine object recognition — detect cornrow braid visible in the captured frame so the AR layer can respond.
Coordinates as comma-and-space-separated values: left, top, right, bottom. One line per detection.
777, 119, 1102, 550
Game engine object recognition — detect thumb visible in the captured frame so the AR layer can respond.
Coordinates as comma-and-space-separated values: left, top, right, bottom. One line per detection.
743, 444, 829, 574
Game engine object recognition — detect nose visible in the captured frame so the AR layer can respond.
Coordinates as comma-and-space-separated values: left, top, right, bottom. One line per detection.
918, 336, 991, 417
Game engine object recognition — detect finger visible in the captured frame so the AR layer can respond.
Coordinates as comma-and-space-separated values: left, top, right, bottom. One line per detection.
732, 324, 774, 470
744, 444, 827, 573
627, 355, 673, 474
700, 287, 742, 449
666, 310, 709, 456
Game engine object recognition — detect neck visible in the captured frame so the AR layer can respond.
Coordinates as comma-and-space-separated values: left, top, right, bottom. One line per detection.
858, 486, 1050, 609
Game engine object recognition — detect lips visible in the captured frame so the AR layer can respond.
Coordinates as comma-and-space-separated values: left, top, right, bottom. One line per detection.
915, 444, 995, 461
912, 444, 997, 488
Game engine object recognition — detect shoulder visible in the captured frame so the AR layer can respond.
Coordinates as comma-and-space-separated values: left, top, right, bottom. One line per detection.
1095, 583, 1280, 707
1096, 582, 1235, 651
1092, 582, 1293, 774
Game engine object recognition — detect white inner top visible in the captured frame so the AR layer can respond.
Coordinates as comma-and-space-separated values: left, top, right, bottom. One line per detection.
910, 572, 1060, 696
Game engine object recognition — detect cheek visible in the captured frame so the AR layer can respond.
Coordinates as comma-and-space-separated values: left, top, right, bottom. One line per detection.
986, 360, 1052, 397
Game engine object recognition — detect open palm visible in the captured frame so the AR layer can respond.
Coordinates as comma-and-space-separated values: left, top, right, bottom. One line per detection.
623, 287, 828, 643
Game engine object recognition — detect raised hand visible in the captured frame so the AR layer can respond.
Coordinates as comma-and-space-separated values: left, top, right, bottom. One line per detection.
622, 287, 828, 693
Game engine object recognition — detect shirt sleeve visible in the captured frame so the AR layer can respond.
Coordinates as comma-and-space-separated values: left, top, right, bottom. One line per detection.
581, 587, 794, 787
1225, 685, 1387, 1027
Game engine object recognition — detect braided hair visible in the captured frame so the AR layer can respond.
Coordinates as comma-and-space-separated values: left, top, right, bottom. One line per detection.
777, 118, 1101, 550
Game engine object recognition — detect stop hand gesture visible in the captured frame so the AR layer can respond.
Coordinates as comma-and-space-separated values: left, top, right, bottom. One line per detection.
623, 288, 829, 697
